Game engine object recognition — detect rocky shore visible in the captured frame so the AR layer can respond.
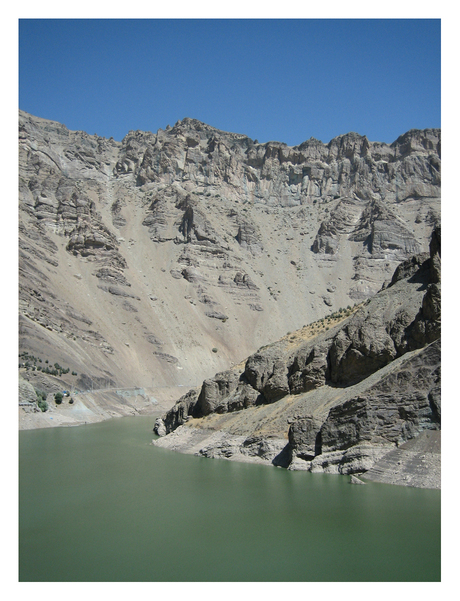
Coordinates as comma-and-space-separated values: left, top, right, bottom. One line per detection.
18, 112, 441, 487
154, 227, 441, 489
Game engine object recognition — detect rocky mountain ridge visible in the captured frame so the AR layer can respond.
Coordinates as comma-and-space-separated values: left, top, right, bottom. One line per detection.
153, 226, 441, 488
18, 110, 440, 431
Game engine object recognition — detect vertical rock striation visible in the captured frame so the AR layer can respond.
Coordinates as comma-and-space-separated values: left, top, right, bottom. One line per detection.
18, 110, 440, 435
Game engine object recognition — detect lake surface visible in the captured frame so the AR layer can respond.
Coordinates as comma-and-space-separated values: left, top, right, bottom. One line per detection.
19, 416, 441, 582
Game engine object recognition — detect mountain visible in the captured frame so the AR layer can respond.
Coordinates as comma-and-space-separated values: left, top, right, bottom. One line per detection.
154, 226, 441, 489
18, 110, 440, 435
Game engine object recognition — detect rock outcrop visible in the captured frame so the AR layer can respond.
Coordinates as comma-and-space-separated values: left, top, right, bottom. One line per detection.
154, 227, 441, 488
18, 110, 440, 432
18, 377, 40, 412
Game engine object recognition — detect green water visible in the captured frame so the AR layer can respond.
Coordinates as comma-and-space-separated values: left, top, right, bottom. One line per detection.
19, 416, 440, 582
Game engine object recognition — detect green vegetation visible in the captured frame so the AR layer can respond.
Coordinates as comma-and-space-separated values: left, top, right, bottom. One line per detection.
35, 389, 48, 412
33, 388, 74, 408
37, 398, 48, 412
18, 352, 77, 377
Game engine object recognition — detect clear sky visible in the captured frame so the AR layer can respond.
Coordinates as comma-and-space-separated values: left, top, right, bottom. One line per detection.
18, 18, 440, 146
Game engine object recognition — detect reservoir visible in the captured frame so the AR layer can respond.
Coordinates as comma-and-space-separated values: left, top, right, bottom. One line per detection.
19, 416, 440, 582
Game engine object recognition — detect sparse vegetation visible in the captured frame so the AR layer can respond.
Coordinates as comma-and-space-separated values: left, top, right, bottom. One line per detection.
281, 301, 365, 347
18, 352, 77, 377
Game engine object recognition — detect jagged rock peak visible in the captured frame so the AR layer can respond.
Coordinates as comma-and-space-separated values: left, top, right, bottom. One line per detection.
20, 109, 441, 158
19, 109, 118, 144
326, 132, 370, 160
391, 128, 441, 158
294, 137, 324, 150
169, 117, 249, 141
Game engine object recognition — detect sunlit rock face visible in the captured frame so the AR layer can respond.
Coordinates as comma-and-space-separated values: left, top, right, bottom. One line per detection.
18, 110, 440, 419
155, 227, 441, 489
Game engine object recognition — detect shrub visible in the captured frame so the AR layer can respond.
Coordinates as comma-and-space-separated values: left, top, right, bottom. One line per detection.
212, 348, 218, 353
54, 392, 63, 404
37, 399, 48, 412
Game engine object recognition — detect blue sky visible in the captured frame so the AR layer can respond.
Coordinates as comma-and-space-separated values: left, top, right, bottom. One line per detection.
18, 18, 440, 146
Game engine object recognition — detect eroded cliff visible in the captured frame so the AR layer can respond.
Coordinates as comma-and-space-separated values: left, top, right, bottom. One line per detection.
18, 111, 440, 432
154, 227, 441, 488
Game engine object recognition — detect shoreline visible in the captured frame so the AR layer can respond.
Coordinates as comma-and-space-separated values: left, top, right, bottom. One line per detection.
18, 385, 182, 431
19, 388, 441, 491
153, 422, 441, 490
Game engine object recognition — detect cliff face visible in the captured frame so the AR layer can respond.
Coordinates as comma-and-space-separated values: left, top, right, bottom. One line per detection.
154, 227, 441, 488
18, 110, 440, 430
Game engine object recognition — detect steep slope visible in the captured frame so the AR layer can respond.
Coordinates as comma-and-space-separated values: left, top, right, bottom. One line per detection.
18, 111, 440, 424
154, 227, 441, 488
